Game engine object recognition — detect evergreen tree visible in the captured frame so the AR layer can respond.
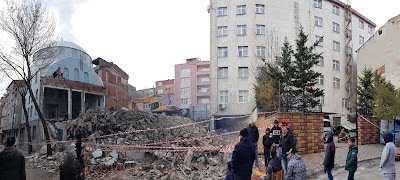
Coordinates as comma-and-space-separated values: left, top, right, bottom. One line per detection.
373, 73, 400, 120
292, 27, 324, 112
356, 68, 374, 116
254, 64, 279, 112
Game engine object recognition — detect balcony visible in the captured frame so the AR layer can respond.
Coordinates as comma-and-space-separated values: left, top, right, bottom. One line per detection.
197, 81, 210, 86
196, 71, 210, 75
196, 91, 210, 97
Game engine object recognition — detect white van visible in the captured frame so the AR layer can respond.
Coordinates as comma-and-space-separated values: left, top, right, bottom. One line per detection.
323, 119, 332, 133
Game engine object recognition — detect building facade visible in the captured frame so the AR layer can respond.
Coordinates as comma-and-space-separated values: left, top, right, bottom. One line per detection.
357, 14, 400, 88
93, 57, 130, 110
155, 79, 175, 95
0, 96, 5, 144
25, 41, 106, 149
174, 58, 211, 109
208, 0, 375, 129
0, 80, 24, 141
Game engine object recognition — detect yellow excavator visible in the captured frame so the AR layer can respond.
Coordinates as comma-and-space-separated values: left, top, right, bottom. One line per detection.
128, 97, 182, 116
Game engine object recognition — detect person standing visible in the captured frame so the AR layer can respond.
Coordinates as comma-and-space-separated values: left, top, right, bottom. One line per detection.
345, 137, 358, 180
263, 128, 273, 167
264, 146, 283, 180
271, 120, 282, 157
248, 122, 260, 165
286, 148, 306, 180
232, 128, 256, 180
0, 137, 26, 180
323, 131, 336, 180
281, 126, 295, 177
380, 132, 396, 180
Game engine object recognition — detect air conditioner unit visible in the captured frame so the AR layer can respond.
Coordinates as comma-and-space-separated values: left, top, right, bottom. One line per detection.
219, 103, 226, 109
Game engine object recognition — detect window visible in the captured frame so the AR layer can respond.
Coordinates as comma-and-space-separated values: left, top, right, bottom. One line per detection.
333, 22, 340, 33
342, 98, 348, 108
181, 98, 190, 105
157, 89, 163, 94
314, 16, 323, 26
181, 87, 190, 94
74, 68, 79, 81
35, 74, 38, 84
219, 90, 229, 104
84, 72, 89, 83
333, 78, 340, 88
333, 60, 340, 70
63, 68, 69, 80
317, 75, 324, 85
218, 26, 228, 36
181, 68, 190, 74
319, 96, 325, 106
368, 25, 373, 34
157, 81, 163, 86
359, 19, 364, 29
238, 90, 249, 103
315, 35, 323, 46
237, 25, 247, 35
218, 7, 227, 16
332, 5, 340, 15
238, 46, 248, 57
333, 41, 340, 51
143, 102, 151, 109
199, 87, 209, 92
200, 98, 210, 104
181, 77, 190, 84
30, 106, 33, 117
317, 56, 324, 66
256, 24, 265, 35
199, 77, 210, 82
238, 67, 249, 78
237, 5, 246, 15
314, 0, 322, 8
218, 47, 228, 57
256, 46, 266, 57
256, 4, 265, 14
218, 67, 228, 78
359, 35, 365, 44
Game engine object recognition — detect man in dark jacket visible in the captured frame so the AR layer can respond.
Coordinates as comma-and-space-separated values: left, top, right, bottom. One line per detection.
271, 120, 282, 157
323, 131, 335, 180
281, 126, 295, 175
345, 137, 358, 180
0, 137, 26, 180
248, 122, 260, 164
265, 146, 282, 180
232, 128, 256, 180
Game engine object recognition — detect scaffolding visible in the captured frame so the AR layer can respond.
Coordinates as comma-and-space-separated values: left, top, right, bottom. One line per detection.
344, 0, 353, 112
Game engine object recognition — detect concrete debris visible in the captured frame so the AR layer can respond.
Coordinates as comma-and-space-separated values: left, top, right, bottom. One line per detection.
28, 109, 237, 179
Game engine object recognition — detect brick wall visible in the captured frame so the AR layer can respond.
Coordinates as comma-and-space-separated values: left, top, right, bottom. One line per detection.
255, 112, 325, 155
357, 117, 380, 145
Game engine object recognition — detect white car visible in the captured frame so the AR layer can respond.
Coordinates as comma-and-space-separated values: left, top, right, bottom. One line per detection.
323, 119, 332, 133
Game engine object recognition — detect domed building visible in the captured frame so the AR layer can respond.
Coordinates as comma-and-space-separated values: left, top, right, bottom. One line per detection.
25, 40, 106, 148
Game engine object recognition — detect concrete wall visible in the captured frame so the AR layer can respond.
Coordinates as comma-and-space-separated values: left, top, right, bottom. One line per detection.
255, 112, 325, 155
357, 14, 400, 88
209, 0, 375, 125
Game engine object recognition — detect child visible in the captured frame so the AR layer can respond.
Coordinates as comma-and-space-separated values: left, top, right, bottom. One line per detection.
263, 128, 273, 167
345, 137, 358, 180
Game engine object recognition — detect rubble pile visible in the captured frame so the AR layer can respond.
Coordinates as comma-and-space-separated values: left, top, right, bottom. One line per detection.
66, 109, 236, 179
26, 149, 68, 173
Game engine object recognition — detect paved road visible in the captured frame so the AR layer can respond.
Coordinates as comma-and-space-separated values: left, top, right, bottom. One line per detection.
311, 158, 400, 179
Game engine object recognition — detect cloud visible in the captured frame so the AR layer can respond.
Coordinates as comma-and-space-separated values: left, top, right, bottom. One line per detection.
44, 0, 87, 42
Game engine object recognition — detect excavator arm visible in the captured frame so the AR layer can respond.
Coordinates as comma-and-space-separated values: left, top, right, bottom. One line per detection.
129, 97, 160, 111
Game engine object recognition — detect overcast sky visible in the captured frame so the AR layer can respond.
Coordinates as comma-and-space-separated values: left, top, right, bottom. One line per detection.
1, 0, 399, 94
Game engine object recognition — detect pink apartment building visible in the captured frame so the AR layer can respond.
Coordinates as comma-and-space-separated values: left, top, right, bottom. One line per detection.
174, 58, 210, 109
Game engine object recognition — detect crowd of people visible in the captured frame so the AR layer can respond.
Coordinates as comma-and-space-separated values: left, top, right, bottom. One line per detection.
225, 119, 397, 180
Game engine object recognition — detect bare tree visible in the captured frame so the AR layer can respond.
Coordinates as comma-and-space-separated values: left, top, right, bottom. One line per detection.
17, 84, 33, 154
0, 0, 58, 155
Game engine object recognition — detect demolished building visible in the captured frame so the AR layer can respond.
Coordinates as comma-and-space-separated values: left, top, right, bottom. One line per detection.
25, 41, 106, 150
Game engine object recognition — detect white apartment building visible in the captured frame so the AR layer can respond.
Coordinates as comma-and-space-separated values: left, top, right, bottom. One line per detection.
208, 0, 375, 129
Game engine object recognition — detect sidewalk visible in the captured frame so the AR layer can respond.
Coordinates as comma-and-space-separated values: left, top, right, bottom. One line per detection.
303, 137, 384, 177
